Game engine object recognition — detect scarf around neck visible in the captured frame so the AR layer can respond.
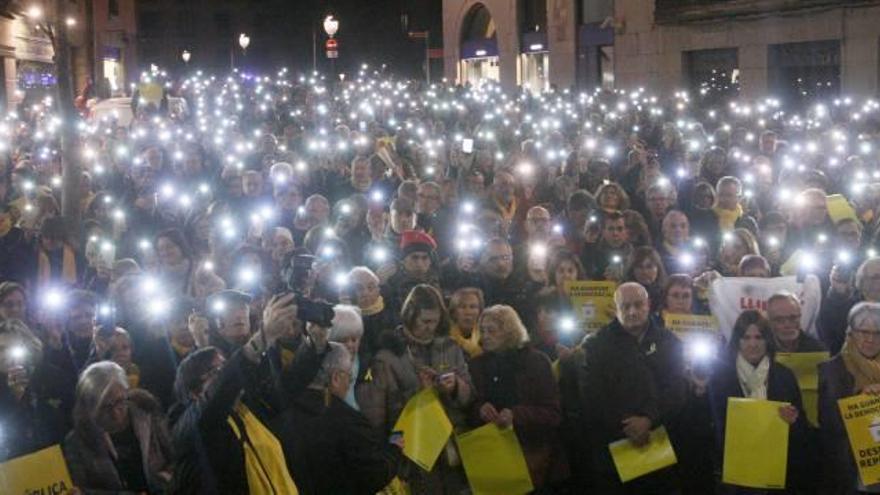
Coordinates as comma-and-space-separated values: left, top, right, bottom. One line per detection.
450, 323, 482, 358
736, 353, 770, 399
841, 336, 880, 394
712, 204, 744, 232
360, 295, 385, 317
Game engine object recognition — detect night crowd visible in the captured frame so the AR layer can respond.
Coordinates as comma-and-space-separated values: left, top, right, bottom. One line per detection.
2, 65, 880, 494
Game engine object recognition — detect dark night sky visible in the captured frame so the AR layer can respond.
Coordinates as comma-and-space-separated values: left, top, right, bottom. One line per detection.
233, 0, 441, 77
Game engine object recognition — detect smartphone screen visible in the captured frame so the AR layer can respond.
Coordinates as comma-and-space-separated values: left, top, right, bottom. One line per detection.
462, 138, 474, 154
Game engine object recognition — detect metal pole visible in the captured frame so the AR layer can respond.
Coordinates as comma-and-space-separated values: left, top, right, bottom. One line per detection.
425, 30, 431, 84
312, 26, 317, 73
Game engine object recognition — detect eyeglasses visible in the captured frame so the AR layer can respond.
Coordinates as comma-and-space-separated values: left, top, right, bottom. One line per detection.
101, 395, 129, 413
770, 314, 800, 325
487, 254, 512, 263
852, 329, 880, 340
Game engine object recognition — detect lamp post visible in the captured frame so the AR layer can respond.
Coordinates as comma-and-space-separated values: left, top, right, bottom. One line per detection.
238, 33, 250, 52
181, 50, 191, 63
323, 15, 339, 78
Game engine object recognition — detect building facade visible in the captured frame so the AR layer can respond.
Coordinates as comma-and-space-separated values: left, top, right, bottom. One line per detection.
443, 0, 880, 102
0, 0, 137, 107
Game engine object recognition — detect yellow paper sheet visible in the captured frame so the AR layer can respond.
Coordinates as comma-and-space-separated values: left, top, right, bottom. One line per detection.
775, 352, 829, 427
722, 398, 790, 489
663, 313, 719, 338
609, 426, 678, 483
0, 445, 74, 494
838, 394, 880, 485
393, 388, 453, 472
566, 280, 617, 332
456, 424, 534, 495
827, 194, 859, 224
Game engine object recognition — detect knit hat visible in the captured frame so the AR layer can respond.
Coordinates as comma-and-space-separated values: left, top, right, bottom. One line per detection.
400, 230, 437, 257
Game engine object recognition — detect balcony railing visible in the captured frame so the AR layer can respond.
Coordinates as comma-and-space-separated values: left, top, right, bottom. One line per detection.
655, 0, 880, 24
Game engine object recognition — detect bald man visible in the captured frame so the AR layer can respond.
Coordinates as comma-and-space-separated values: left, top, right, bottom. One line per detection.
577, 282, 686, 491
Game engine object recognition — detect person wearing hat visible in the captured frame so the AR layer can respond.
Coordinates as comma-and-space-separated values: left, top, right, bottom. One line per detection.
37, 216, 82, 287
382, 230, 441, 314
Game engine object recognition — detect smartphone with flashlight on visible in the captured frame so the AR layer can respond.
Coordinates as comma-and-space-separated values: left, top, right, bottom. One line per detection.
462, 138, 474, 154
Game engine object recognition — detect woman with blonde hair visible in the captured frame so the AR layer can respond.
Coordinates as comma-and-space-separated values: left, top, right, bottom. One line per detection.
595, 182, 631, 213
717, 227, 760, 277
448, 287, 485, 359
469, 305, 567, 490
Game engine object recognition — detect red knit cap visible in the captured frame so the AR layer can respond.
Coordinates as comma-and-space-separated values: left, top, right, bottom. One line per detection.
400, 230, 437, 256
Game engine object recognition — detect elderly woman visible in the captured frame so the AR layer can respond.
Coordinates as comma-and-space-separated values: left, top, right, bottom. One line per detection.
278, 342, 403, 495
708, 309, 814, 493
0, 319, 74, 461
63, 361, 173, 493
819, 302, 880, 493
329, 304, 368, 410
448, 287, 485, 359
469, 305, 566, 489
348, 266, 399, 361
358, 284, 473, 493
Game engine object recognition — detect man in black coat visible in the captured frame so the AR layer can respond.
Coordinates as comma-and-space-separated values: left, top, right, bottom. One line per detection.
579, 282, 686, 493
276, 342, 403, 495
767, 292, 827, 353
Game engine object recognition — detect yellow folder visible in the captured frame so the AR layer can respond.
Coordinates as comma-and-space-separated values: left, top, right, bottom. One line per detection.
456, 423, 534, 495
722, 398, 789, 489
392, 387, 453, 472
775, 352, 829, 426
608, 426, 678, 483
0, 445, 74, 494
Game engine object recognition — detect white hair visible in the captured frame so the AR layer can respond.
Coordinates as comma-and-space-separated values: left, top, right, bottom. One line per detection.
348, 266, 379, 284
330, 304, 364, 342
273, 226, 294, 243
75, 361, 128, 422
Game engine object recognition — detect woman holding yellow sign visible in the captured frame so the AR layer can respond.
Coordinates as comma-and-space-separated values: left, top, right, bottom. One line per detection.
357, 284, 473, 493
818, 301, 880, 493
708, 310, 814, 492
469, 304, 567, 491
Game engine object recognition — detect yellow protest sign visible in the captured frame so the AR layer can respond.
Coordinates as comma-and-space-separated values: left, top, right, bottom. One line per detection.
393, 388, 453, 472
722, 398, 789, 489
456, 424, 533, 495
566, 280, 617, 332
663, 313, 719, 339
838, 394, 880, 485
827, 194, 859, 224
608, 426, 678, 483
0, 445, 74, 494
775, 352, 829, 427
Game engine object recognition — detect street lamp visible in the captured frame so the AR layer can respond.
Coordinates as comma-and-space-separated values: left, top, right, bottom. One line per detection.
323, 15, 338, 38
181, 50, 191, 63
238, 33, 250, 51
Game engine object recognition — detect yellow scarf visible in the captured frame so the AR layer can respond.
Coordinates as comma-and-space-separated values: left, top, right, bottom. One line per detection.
712, 204, 743, 232
227, 403, 299, 494
38, 244, 77, 285
126, 363, 141, 389
841, 336, 880, 394
494, 196, 518, 223
450, 323, 482, 359
360, 295, 386, 317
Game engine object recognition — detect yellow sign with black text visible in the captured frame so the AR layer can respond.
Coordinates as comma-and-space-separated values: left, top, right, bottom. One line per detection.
838, 394, 880, 485
0, 445, 74, 494
566, 280, 617, 332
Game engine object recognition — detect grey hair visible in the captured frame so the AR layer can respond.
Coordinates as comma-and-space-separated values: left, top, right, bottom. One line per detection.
848, 302, 880, 333
767, 291, 801, 310
716, 176, 743, 194
856, 258, 880, 293
348, 266, 379, 284
309, 342, 353, 389
330, 304, 364, 343
73, 361, 129, 448
480, 305, 530, 350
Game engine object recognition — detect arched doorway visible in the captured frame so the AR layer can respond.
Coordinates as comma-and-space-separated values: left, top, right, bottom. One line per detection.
518, 0, 549, 92
459, 4, 500, 87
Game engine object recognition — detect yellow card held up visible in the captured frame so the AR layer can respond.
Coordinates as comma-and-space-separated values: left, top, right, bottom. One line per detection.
0, 445, 74, 494
827, 194, 859, 224
837, 394, 880, 486
722, 398, 790, 489
663, 313, 720, 339
456, 424, 534, 495
776, 352, 828, 427
608, 426, 678, 483
393, 388, 453, 472
566, 280, 617, 332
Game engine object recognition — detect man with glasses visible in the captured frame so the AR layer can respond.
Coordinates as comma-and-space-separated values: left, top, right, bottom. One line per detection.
767, 292, 826, 353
